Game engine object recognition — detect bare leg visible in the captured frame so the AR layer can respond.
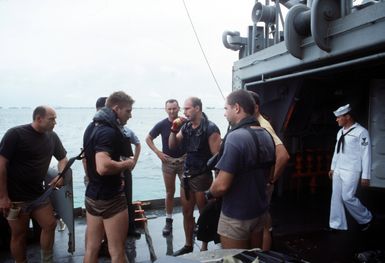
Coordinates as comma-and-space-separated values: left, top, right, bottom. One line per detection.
200, 243, 208, 251
220, 235, 249, 249
104, 208, 128, 263
32, 203, 57, 253
163, 171, 176, 215
250, 226, 264, 249
180, 187, 196, 247
261, 183, 274, 251
261, 213, 272, 251
7, 213, 30, 262
195, 191, 206, 213
84, 212, 105, 263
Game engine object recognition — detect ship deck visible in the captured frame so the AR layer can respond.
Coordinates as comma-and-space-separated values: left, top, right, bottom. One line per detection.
1, 186, 385, 263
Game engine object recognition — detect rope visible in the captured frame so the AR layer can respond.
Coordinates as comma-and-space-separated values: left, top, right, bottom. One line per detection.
182, 0, 226, 100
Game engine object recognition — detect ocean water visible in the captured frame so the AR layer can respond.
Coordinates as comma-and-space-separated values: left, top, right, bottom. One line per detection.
0, 107, 229, 208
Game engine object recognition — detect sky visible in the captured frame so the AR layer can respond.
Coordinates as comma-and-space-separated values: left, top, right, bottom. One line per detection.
0, 0, 259, 108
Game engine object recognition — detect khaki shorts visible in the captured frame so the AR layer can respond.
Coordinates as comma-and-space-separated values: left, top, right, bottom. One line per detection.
162, 155, 185, 179
6, 199, 51, 220
218, 211, 268, 240
85, 194, 127, 219
181, 171, 213, 192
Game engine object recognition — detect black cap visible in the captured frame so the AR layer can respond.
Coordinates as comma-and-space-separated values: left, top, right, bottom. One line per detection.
96, 97, 107, 110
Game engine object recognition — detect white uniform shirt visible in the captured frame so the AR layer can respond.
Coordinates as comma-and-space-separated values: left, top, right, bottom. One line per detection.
331, 123, 371, 179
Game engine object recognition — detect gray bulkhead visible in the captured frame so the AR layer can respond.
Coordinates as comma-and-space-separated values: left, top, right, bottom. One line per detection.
225, 0, 385, 189
369, 81, 385, 188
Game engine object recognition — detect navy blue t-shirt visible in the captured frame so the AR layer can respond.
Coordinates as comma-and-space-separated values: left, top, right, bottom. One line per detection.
83, 122, 124, 200
149, 118, 185, 158
0, 124, 67, 201
216, 127, 275, 220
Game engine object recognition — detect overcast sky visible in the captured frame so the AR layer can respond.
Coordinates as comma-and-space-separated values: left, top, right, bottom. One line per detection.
0, 0, 260, 108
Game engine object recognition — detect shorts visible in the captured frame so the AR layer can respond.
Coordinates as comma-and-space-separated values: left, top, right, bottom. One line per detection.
217, 211, 268, 240
85, 194, 127, 219
162, 155, 185, 178
181, 171, 213, 192
6, 199, 51, 219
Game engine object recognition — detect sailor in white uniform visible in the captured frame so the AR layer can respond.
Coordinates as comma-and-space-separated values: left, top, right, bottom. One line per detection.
329, 104, 372, 231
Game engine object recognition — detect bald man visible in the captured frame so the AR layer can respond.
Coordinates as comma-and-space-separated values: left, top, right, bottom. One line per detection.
0, 106, 68, 263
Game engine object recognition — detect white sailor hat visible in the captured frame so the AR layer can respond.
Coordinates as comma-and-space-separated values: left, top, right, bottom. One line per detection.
333, 104, 351, 117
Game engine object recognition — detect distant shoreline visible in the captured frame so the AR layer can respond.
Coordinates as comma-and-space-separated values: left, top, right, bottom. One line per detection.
0, 106, 219, 110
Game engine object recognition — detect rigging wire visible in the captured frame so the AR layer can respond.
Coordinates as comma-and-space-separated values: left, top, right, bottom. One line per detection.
182, 0, 225, 100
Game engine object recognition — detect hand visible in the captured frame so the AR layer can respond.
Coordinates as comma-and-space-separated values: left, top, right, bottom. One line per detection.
0, 195, 11, 216
361, 179, 370, 187
204, 190, 215, 203
125, 158, 135, 171
156, 151, 168, 162
131, 160, 137, 170
171, 117, 186, 133
328, 170, 333, 179
49, 175, 64, 189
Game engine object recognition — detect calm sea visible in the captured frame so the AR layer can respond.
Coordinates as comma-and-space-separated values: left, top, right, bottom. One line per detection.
0, 107, 229, 208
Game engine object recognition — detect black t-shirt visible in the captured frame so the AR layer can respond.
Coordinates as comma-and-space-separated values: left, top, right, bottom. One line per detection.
83, 122, 125, 200
149, 118, 186, 158
0, 124, 67, 201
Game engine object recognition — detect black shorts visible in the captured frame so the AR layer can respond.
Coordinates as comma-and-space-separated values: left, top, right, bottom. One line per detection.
181, 171, 213, 192
85, 194, 127, 219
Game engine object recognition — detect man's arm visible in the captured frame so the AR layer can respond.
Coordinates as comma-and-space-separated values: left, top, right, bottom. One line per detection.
168, 118, 185, 149
49, 157, 69, 188
146, 134, 167, 162
360, 129, 371, 186
330, 131, 340, 176
0, 155, 11, 212
96, 151, 134, 176
257, 119, 289, 183
168, 130, 183, 150
82, 158, 89, 186
271, 144, 289, 183
208, 132, 221, 155
58, 157, 69, 173
131, 143, 141, 170
209, 170, 234, 197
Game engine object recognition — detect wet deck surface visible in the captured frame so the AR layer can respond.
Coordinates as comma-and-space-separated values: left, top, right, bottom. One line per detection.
0, 206, 221, 263
1, 186, 384, 262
